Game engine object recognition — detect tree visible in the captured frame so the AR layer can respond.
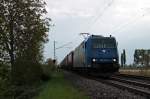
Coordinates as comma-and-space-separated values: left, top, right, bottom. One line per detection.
46, 58, 55, 66
46, 58, 56, 70
134, 49, 150, 67
121, 49, 126, 67
121, 53, 123, 67
134, 50, 138, 65
123, 49, 126, 66
0, 0, 51, 84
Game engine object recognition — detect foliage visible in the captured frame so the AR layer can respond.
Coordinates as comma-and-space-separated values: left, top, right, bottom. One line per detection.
40, 64, 52, 81
0, 63, 11, 99
40, 58, 58, 81
134, 49, 150, 67
46, 58, 56, 70
13, 61, 43, 85
0, 0, 51, 98
121, 53, 123, 67
0, 63, 10, 80
121, 49, 126, 67
0, 0, 51, 84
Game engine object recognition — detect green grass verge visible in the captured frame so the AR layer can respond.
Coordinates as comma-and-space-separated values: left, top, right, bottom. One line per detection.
34, 71, 89, 99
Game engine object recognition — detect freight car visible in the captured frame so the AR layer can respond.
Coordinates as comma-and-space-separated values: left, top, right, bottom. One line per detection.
60, 35, 119, 76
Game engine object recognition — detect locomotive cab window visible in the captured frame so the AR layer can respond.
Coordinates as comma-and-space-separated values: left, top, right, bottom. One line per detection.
92, 39, 103, 48
103, 39, 116, 48
92, 38, 116, 48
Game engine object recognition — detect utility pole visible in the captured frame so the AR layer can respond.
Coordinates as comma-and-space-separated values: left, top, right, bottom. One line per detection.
53, 40, 57, 65
54, 40, 56, 60
53, 40, 73, 65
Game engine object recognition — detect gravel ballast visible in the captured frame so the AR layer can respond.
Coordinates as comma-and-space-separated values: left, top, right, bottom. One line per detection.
64, 71, 147, 99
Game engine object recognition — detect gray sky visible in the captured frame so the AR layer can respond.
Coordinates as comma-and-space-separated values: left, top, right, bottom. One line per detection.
44, 0, 150, 64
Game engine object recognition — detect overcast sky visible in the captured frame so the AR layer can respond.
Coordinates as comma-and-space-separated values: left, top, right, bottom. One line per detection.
44, 0, 150, 64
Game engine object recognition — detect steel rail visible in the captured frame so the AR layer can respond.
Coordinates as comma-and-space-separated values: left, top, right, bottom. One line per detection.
111, 76, 150, 89
101, 79, 150, 98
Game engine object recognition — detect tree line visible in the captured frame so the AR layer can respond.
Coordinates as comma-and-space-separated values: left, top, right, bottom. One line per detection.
120, 49, 150, 68
134, 49, 150, 67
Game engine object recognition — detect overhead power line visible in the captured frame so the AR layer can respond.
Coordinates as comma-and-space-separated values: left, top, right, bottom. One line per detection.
86, 0, 115, 31
55, 42, 72, 50
111, 10, 149, 35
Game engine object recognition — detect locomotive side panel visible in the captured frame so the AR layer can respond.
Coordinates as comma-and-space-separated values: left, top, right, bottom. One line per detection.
73, 42, 85, 68
67, 51, 74, 69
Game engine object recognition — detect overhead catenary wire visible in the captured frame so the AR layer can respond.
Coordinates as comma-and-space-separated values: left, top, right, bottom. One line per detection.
55, 33, 81, 50
72, 0, 115, 42
111, 10, 148, 35
86, 0, 115, 32
55, 42, 73, 50
85, 1, 150, 36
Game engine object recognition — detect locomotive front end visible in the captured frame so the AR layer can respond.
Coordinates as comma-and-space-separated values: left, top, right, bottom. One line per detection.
89, 36, 119, 73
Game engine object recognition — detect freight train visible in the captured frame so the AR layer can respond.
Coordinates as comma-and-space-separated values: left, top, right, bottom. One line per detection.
60, 35, 119, 77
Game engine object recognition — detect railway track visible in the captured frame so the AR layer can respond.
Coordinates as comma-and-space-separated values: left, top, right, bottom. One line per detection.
111, 76, 150, 89
95, 74, 150, 98
115, 74, 150, 82
71, 71, 150, 98
105, 80, 150, 98
79, 73, 150, 98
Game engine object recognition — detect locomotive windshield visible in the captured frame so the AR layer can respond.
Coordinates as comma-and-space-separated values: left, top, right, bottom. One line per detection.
92, 38, 116, 48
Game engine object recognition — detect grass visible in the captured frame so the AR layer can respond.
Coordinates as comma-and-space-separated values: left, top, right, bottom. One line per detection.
34, 71, 89, 99
119, 68, 150, 77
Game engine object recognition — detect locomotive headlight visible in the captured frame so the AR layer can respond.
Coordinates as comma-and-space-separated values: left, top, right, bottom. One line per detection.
113, 59, 117, 62
92, 58, 96, 62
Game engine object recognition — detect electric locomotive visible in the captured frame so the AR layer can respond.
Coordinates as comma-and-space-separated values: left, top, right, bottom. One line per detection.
61, 35, 119, 76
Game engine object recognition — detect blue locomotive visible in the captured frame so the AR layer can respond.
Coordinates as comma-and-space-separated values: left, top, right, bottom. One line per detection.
60, 35, 119, 76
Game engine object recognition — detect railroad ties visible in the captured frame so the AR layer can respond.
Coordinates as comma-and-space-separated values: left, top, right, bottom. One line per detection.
77, 72, 150, 98
99, 75, 150, 98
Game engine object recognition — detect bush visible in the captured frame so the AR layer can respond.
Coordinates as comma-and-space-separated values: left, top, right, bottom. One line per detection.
40, 64, 56, 81
12, 60, 43, 85
0, 63, 11, 99
0, 63, 10, 80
